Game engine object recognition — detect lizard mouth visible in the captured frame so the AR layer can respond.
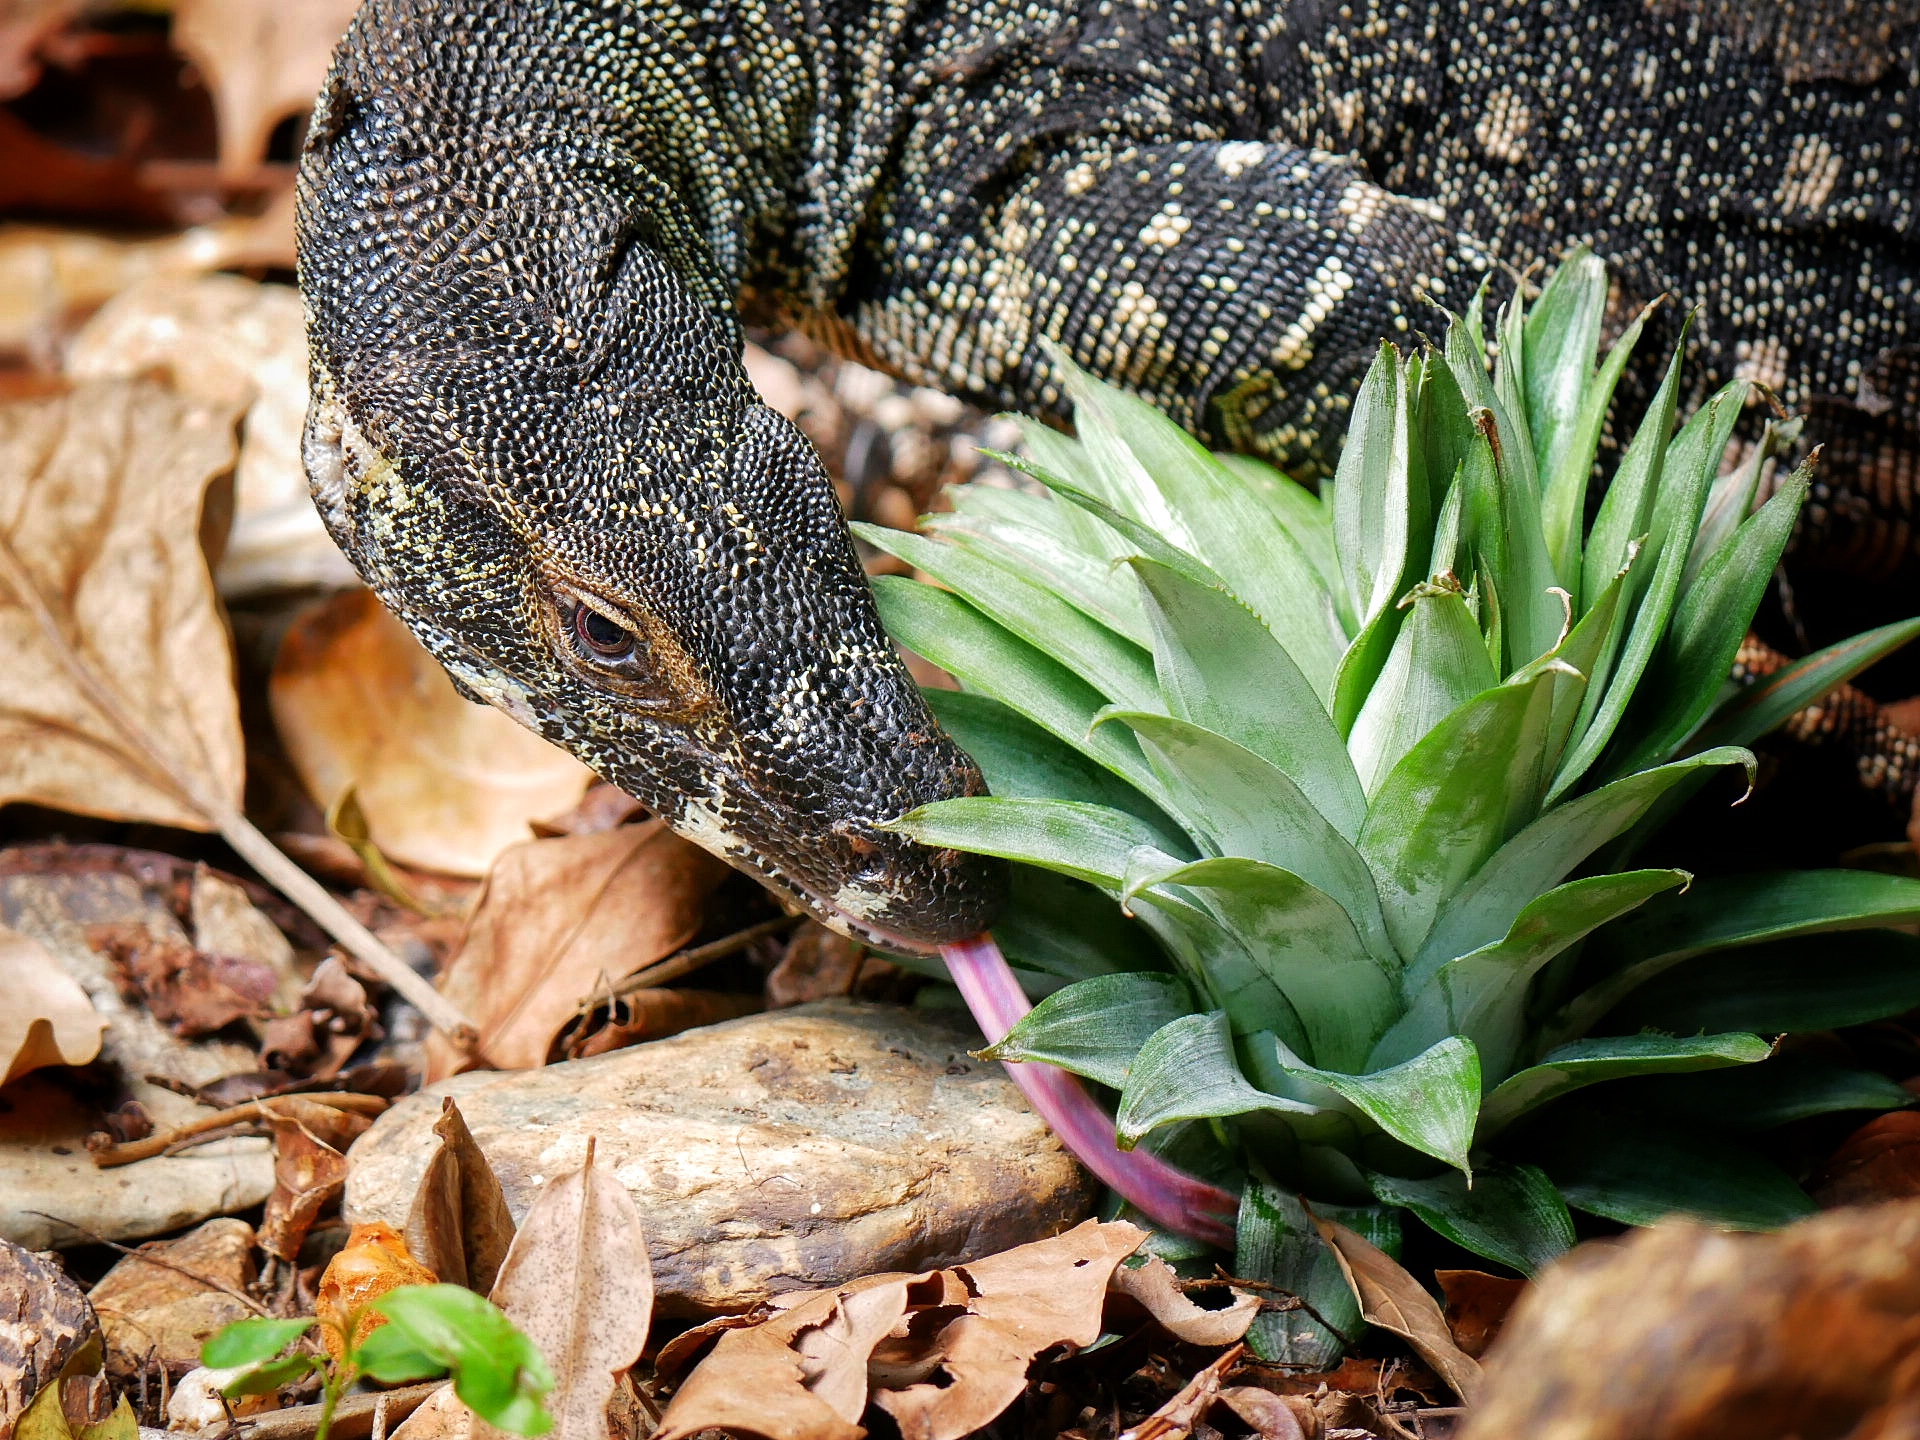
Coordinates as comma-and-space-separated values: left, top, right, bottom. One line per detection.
747, 845, 1007, 958
792, 885, 952, 957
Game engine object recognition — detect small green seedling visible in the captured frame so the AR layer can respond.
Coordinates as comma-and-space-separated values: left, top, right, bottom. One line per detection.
201, 1284, 553, 1440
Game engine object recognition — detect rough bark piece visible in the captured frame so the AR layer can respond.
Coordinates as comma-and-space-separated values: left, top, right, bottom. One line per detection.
1, 1240, 100, 1440
1462, 1200, 1920, 1439
345, 1004, 1096, 1315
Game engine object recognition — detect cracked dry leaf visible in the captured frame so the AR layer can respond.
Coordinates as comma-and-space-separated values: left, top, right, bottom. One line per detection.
0, 923, 103, 1084
653, 1278, 909, 1440
488, 1143, 653, 1440
874, 1221, 1147, 1440
423, 824, 727, 1079
259, 1097, 373, 1263
654, 1220, 1147, 1440
0, 380, 244, 831
271, 588, 596, 878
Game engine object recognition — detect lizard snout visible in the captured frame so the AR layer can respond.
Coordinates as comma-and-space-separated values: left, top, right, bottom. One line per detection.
807, 810, 1008, 955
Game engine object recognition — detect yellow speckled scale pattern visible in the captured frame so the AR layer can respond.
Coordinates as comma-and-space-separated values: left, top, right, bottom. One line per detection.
294, 0, 1920, 941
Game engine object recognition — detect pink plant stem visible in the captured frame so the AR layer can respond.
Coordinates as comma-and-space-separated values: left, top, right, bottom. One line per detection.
941, 934, 1239, 1250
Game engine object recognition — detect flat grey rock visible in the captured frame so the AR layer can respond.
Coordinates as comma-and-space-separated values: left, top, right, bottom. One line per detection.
344, 1002, 1096, 1314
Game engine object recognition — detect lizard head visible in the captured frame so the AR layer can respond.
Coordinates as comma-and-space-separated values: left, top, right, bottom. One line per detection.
295, 93, 1006, 955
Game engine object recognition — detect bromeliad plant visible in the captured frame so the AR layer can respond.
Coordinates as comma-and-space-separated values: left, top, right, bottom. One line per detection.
860, 250, 1920, 1363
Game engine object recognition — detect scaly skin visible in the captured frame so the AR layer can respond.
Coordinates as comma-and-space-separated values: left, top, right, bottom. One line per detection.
297, 0, 1919, 947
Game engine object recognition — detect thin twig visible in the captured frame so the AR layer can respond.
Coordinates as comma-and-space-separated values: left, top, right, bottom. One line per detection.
90, 1093, 389, 1168
213, 810, 476, 1044
1211, 1267, 1359, 1346
0, 528, 476, 1049
23, 1213, 267, 1314
578, 915, 802, 1013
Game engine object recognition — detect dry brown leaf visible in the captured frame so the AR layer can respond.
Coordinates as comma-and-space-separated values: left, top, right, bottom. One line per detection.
1310, 1215, 1481, 1404
187, 867, 300, 1012
765, 923, 871, 1007
0, 922, 102, 1084
257, 1098, 373, 1263
0, 379, 451, 1032
487, 1141, 653, 1440
794, 1279, 917, 1426
404, 1099, 516, 1299
92, 926, 278, 1038
424, 824, 727, 1078
88, 1218, 258, 1382
0, 378, 243, 831
0, 1239, 101, 1439
1433, 1269, 1524, 1361
0, 224, 286, 357
271, 588, 596, 878
1117, 1345, 1246, 1440
872, 1220, 1147, 1440
64, 274, 349, 597
316, 1222, 438, 1361
261, 955, 380, 1079
653, 1279, 903, 1440
1213, 1388, 1314, 1440
1109, 1253, 1260, 1347
1462, 1202, 1920, 1440
528, 784, 644, 838
385, 1382, 470, 1440
169, 0, 361, 180
658, 1221, 1145, 1440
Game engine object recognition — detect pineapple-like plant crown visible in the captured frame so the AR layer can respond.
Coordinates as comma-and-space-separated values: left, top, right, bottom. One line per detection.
860, 251, 1920, 1360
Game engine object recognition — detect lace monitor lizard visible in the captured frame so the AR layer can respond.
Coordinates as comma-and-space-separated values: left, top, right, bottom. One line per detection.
296, 0, 1920, 951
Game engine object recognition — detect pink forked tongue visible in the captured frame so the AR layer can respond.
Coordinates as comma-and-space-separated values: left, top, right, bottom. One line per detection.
940, 933, 1238, 1250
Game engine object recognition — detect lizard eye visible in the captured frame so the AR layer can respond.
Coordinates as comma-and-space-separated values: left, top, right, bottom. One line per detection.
574, 603, 636, 659
545, 583, 708, 716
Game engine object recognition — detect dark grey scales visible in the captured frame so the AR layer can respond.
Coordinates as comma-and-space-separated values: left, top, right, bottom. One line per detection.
296, 0, 1920, 950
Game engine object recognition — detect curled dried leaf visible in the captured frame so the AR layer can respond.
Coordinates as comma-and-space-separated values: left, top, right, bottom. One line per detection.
1109, 1254, 1260, 1347
0, 923, 103, 1084
655, 1220, 1146, 1440
258, 1099, 372, 1263
403, 1100, 516, 1298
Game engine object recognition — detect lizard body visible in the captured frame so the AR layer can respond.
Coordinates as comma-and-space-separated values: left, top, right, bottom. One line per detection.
298, 0, 1920, 948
